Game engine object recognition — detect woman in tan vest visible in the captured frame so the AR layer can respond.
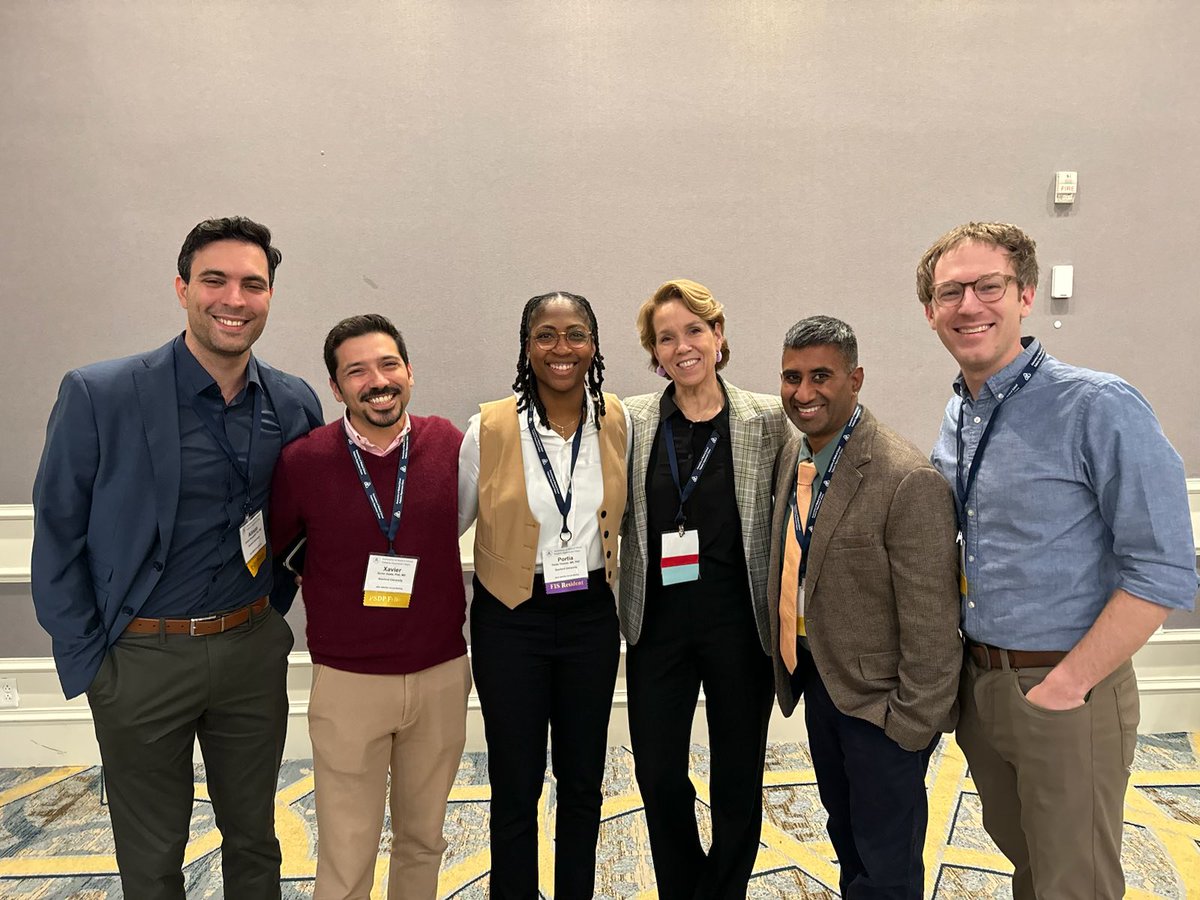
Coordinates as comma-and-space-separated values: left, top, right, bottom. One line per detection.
458, 291, 629, 900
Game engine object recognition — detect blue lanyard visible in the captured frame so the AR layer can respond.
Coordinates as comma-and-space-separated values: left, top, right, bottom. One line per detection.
954, 342, 1046, 538
345, 429, 410, 555
791, 404, 862, 577
527, 403, 585, 545
662, 417, 721, 533
189, 384, 263, 516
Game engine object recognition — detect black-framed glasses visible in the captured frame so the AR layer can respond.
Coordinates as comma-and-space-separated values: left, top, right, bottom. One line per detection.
931, 273, 1018, 308
531, 327, 592, 350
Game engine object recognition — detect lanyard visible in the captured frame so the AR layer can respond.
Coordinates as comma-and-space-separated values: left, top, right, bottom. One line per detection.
345, 430, 410, 555
527, 402, 586, 545
189, 384, 263, 515
662, 417, 721, 533
791, 404, 862, 577
954, 342, 1046, 537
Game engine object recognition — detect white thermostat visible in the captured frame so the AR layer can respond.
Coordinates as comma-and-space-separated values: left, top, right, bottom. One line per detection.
1051, 265, 1074, 298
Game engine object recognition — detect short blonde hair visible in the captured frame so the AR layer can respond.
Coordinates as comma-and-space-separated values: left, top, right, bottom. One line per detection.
636, 279, 730, 371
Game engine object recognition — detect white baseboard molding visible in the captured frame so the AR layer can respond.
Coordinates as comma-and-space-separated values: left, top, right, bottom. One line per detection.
3, 634, 1200, 767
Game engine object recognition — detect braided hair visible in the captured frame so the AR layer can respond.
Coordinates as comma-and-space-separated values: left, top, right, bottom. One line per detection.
513, 291, 608, 430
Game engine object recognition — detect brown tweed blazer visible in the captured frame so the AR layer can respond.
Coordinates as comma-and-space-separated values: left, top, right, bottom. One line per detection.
767, 406, 962, 752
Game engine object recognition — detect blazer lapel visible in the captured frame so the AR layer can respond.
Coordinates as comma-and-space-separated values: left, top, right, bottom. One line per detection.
803, 411, 875, 593
725, 385, 763, 555
132, 341, 182, 556
258, 361, 310, 441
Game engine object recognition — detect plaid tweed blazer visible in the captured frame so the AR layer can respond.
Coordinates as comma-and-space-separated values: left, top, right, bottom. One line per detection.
618, 380, 788, 652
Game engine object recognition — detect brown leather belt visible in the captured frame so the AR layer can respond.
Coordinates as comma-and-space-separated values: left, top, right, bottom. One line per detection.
125, 596, 270, 636
967, 641, 1067, 670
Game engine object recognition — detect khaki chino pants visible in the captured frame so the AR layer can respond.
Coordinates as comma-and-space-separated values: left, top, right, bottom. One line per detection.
308, 655, 470, 900
958, 655, 1139, 900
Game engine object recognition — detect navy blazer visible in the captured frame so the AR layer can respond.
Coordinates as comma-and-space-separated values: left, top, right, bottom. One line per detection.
32, 337, 323, 699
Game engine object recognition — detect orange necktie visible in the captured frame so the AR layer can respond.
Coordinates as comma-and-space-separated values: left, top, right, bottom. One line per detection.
780, 460, 817, 674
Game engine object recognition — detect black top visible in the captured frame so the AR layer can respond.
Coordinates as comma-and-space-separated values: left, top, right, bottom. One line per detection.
645, 382, 751, 604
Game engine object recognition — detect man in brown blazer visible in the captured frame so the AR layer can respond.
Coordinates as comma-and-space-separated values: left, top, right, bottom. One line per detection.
767, 316, 961, 899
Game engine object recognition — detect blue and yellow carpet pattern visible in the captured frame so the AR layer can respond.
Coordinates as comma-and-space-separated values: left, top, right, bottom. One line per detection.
1, 734, 1198, 898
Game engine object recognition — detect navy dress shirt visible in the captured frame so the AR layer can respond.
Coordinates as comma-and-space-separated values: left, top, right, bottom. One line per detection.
140, 335, 282, 617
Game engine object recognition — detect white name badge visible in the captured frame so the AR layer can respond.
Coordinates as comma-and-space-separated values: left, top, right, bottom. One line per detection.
240, 509, 268, 577
363, 553, 419, 608
542, 546, 589, 594
660, 529, 700, 585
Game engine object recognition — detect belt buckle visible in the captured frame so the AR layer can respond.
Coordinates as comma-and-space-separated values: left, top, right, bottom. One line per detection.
189, 613, 222, 636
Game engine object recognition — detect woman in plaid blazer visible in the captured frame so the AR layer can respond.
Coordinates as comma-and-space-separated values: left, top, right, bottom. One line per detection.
620, 279, 788, 899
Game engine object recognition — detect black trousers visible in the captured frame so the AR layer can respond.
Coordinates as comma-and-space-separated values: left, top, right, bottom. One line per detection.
86, 604, 293, 900
793, 648, 938, 900
626, 588, 774, 900
471, 571, 620, 900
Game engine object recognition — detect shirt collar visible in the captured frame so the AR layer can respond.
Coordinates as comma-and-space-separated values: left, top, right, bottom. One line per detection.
953, 335, 1040, 401
799, 420, 848, 481
173, 332, 260, 402
520, 392, 600, 440
657, 378, 732, 438
342, 412, 411, 457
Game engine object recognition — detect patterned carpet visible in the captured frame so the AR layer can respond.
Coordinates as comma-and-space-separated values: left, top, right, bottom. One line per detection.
1, 734, 1199, 898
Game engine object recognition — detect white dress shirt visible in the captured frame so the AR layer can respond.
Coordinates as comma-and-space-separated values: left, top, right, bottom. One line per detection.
458, 396, 630, 574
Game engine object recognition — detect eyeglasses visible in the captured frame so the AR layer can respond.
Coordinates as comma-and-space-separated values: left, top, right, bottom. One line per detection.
531, 328, 592, 350
930, 273, 1018, 308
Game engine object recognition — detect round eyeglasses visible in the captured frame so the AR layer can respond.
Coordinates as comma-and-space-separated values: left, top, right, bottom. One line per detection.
931, 273, 1018, 307
531, 328, 592, 350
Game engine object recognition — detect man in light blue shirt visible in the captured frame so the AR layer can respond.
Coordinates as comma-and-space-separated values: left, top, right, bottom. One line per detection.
916, 222, 1196, 900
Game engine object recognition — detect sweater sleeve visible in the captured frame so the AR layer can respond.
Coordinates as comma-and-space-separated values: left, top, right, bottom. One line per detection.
269, 446, 304, 553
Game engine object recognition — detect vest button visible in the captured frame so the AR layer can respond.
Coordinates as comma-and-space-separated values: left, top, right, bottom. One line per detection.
600, 510, 607, 518
606, 550, 612, 558
603, 530, 610, 538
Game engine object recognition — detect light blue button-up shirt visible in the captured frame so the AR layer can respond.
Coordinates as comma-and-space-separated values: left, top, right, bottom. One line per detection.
931, 337, 1197, 651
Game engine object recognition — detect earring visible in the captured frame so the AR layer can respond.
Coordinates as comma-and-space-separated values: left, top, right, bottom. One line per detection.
656, 365, 669, 378
715, 349, 723, 364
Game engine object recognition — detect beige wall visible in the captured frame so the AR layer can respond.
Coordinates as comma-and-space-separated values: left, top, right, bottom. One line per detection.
2, 1, 1197, 501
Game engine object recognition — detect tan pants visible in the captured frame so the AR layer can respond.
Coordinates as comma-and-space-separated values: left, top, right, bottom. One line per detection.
308, 655, 471, 900
957, 656, 1139, 900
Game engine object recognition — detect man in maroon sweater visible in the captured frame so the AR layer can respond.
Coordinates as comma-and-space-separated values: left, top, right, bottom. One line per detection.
270, 314, 469, 900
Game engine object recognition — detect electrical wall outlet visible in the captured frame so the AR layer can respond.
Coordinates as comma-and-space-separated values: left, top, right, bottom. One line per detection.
0, 677, 19, 709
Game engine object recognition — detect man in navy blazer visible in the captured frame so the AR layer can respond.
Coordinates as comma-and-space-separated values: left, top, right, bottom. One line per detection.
32, 216, 323, 899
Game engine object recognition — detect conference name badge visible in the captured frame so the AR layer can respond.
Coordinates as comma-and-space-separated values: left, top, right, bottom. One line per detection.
239, 509, 268, 577
363, 553, 418, 608
796, 581, 807, 637
660, 529, 700, 585
542, 546, 589, 594
958, 540, 969, 598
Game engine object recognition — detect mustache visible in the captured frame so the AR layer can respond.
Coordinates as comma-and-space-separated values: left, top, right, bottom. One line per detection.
359, 388, 399, 402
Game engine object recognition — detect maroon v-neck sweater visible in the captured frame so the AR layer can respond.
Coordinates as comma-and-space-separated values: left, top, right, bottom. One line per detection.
270, 415, 467, 674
